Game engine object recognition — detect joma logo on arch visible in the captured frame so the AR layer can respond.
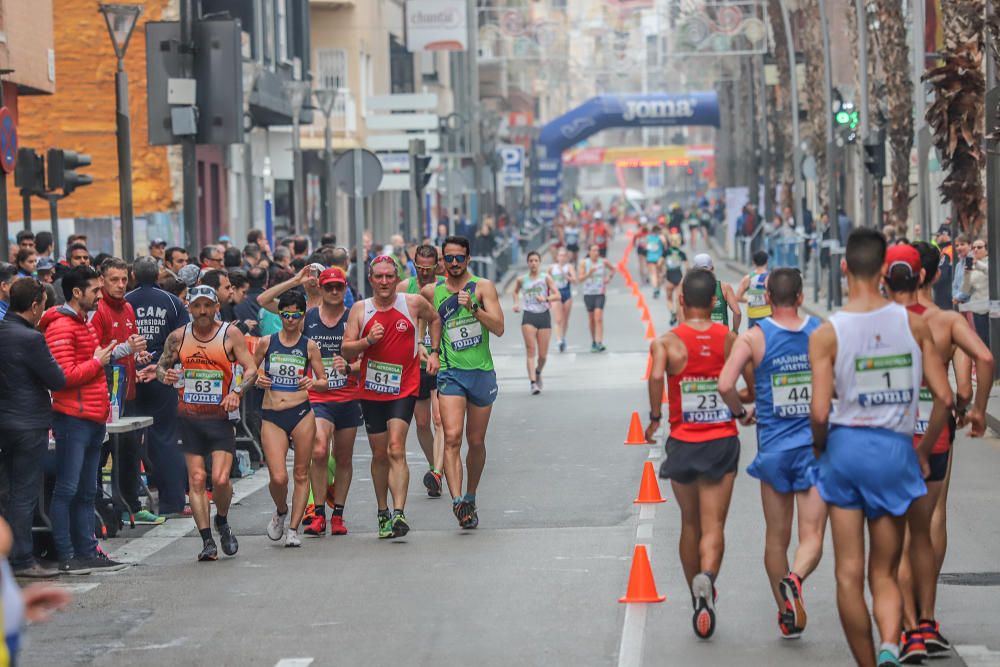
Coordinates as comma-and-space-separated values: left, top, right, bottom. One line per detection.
622, 99, 696, 122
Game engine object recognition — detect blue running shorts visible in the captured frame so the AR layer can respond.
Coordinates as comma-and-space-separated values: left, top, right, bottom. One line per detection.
746, 445, 817, 494
812, 426, 927, 519
437, 368, 498, 408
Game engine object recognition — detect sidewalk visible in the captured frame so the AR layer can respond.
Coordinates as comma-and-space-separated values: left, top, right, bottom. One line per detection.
725, 256, 1000, 436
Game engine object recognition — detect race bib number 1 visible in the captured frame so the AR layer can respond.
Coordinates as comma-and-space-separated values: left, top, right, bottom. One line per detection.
915, 386, 933, 435
855, 354, 914, 406
771, 371, 812, 418
365, 360, 403, 395
680, 380, 732, 423
447, 316, 482, 351
183, 369, 224, 405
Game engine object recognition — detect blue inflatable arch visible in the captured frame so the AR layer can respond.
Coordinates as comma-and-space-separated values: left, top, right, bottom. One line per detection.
532, 92, 720, 222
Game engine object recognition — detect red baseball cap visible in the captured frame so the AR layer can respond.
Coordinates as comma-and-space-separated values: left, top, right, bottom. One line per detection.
319, 266, 347, 285
884, 244, 921, 277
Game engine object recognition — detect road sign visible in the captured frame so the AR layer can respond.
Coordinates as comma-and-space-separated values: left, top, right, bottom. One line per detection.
0, 107, 18, 173
333, 149, 383, 197
499, 144, 524, 187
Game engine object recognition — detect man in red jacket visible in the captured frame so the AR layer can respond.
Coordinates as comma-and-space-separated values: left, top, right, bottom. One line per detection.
40, 265, 125, 574
91, 258, 163, 526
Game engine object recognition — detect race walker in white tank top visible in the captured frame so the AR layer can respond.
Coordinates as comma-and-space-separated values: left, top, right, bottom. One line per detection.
521, 273, 551, 314
582, 259, 607, 296
829, 302, 922, 435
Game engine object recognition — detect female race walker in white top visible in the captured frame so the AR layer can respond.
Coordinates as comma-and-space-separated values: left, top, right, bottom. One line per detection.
513, 250, 562, 394
548, 247, 577, 353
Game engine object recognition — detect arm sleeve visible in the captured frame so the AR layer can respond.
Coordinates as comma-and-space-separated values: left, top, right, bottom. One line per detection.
45, 322, 104, 388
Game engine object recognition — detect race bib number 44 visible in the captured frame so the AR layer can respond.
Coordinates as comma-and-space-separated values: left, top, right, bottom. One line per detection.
447, 316, 482, 351
772, 371, 812, 418
680, 380, 732, 423
855, 354, 914, 406
365, 360, 403, 395
183, 369, 224, 405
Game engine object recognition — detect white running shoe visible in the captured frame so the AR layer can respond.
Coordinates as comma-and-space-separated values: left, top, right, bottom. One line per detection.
284, 528, 301, 548
267, 511, 287, 541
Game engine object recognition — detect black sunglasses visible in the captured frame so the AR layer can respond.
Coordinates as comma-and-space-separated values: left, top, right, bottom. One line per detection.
443, 254, 467, 264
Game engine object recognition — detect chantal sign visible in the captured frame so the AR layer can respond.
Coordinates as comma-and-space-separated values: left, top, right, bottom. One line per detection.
621, 98, 697, 122
406, 0, 468, 52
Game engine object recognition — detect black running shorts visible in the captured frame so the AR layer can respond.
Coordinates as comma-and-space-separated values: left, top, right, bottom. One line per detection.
178, 417, 237, 457
361, 397, 417, 434
584, 294, 606, 312
659, 435, 740, 483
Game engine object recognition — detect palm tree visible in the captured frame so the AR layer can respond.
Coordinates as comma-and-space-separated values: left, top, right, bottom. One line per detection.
873, 0, 913, 233
924, 0, 986, 235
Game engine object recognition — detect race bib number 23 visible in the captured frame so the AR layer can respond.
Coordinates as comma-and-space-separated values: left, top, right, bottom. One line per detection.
680, 380, 732, 424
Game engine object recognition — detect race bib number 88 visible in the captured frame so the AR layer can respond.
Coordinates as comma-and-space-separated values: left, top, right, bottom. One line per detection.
680, 380, 732, 423
855, 354, 914, 406
269, 353, 305, 392
772, 371, 812, 418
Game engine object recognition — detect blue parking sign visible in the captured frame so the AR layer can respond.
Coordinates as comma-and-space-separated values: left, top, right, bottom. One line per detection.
499, 144, 524, 187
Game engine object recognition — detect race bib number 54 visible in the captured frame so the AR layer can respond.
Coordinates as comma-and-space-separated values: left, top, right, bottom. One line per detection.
855, 354, 914, 406
680, 380, 732, 423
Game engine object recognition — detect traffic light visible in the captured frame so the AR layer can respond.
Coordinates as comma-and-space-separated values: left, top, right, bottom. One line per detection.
414, 155, 433, 190
14, 148, 45, 195
47, 149, 93, 194
863, 129, 886, 179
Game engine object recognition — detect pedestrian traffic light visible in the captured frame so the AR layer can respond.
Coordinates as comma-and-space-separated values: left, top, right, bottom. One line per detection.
14, 148, 45, 195
863, 129, 886, 179
414, 155, 432, 190
834, 102, 859, 131
47, 149, 93, 194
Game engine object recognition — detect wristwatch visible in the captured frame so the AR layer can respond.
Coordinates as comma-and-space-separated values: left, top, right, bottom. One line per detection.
429, 347, 441, 355
735, 407, 747, 419
469, 300, 480, 313
649, 412, 662, 422
233, 384, 243, 395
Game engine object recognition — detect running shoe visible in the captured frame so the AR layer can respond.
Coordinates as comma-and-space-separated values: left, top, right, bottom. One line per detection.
653, 289, 660, 299
559, 339, 567, 353
779, 572, 807, 633
530, 381, 540, 395
423, 469, 443, 498
453, 499, 473, 527
878, 649, 903, 667
590, 342, 599, 353
266, 510, 288, 541
597, 343, 607, 352
330, 515, 348, 535
302, 513, 326, 536
216, 517, 238, 556
302, 503, 316, 525
83, 550, 129, 572
900, 631, 928, 664
377, 512, 393, 539
691, 572, 716, 639
123, 510, 166, 526
778, 608, 802, 640
284, 529, 301, 548
462, 503, 479, 529
917, 620, 951, 656
391, 512, 410, 538
198, 539, 218, 562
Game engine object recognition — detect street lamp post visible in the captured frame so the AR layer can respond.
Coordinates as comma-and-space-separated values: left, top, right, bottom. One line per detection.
242, 59, 261, 236
98, 3, 142, 262
284, 80, 310, 236
314, 88, 339, 239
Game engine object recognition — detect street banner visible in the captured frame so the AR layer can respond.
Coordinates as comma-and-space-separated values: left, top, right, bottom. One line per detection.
406, 0, 467, 52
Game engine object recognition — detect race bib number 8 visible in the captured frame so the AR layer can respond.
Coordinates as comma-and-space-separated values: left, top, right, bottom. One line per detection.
855, 354, 914, 406
183, 369, 224, 405
365, 360, 403, 395
915, 386, 933, 435
680, 380, 732, 423
447, 316, 482, 351
269, 353, 305, 392
323, 358, 347, 390
771, 371, 812, 418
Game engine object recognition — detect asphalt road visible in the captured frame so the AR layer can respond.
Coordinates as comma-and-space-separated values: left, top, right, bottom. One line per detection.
18, 233, 1000, 667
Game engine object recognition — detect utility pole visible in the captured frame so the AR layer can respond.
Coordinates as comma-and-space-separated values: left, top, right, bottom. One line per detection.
180, 0, 198, 252
854, 0, 872, 228
913, 0, 930, 241
408, 138, 425, 242
0, 70, 11, 263
986, 0, 1000, 376
467, 0, 481, 226
777, 0, 803, 238
818, 0, 841, 306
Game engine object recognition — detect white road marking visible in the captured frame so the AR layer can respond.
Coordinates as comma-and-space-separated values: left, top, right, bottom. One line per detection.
108, 469, 272, 564
638, 505, 656, 522
617, 600, 648, 667
647, 449, 659, 460
956, 645, 1000, 666
274, 659, 314, 667
55, 582, 100, 594
636, 524, 653, 541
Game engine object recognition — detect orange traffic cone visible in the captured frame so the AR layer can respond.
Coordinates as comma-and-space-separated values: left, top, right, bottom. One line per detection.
619, 544, 667, 603
624, 411, 648, 445
645, 321, 656, 339
642, 353, 652, 381
634, 461, 666, 504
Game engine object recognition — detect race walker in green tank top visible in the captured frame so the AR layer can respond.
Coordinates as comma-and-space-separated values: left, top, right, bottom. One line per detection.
711, 280, 728, 326
434, 276, 495, 371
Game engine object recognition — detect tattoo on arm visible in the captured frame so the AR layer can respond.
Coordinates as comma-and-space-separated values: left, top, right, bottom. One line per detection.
156, 331, 181, 381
